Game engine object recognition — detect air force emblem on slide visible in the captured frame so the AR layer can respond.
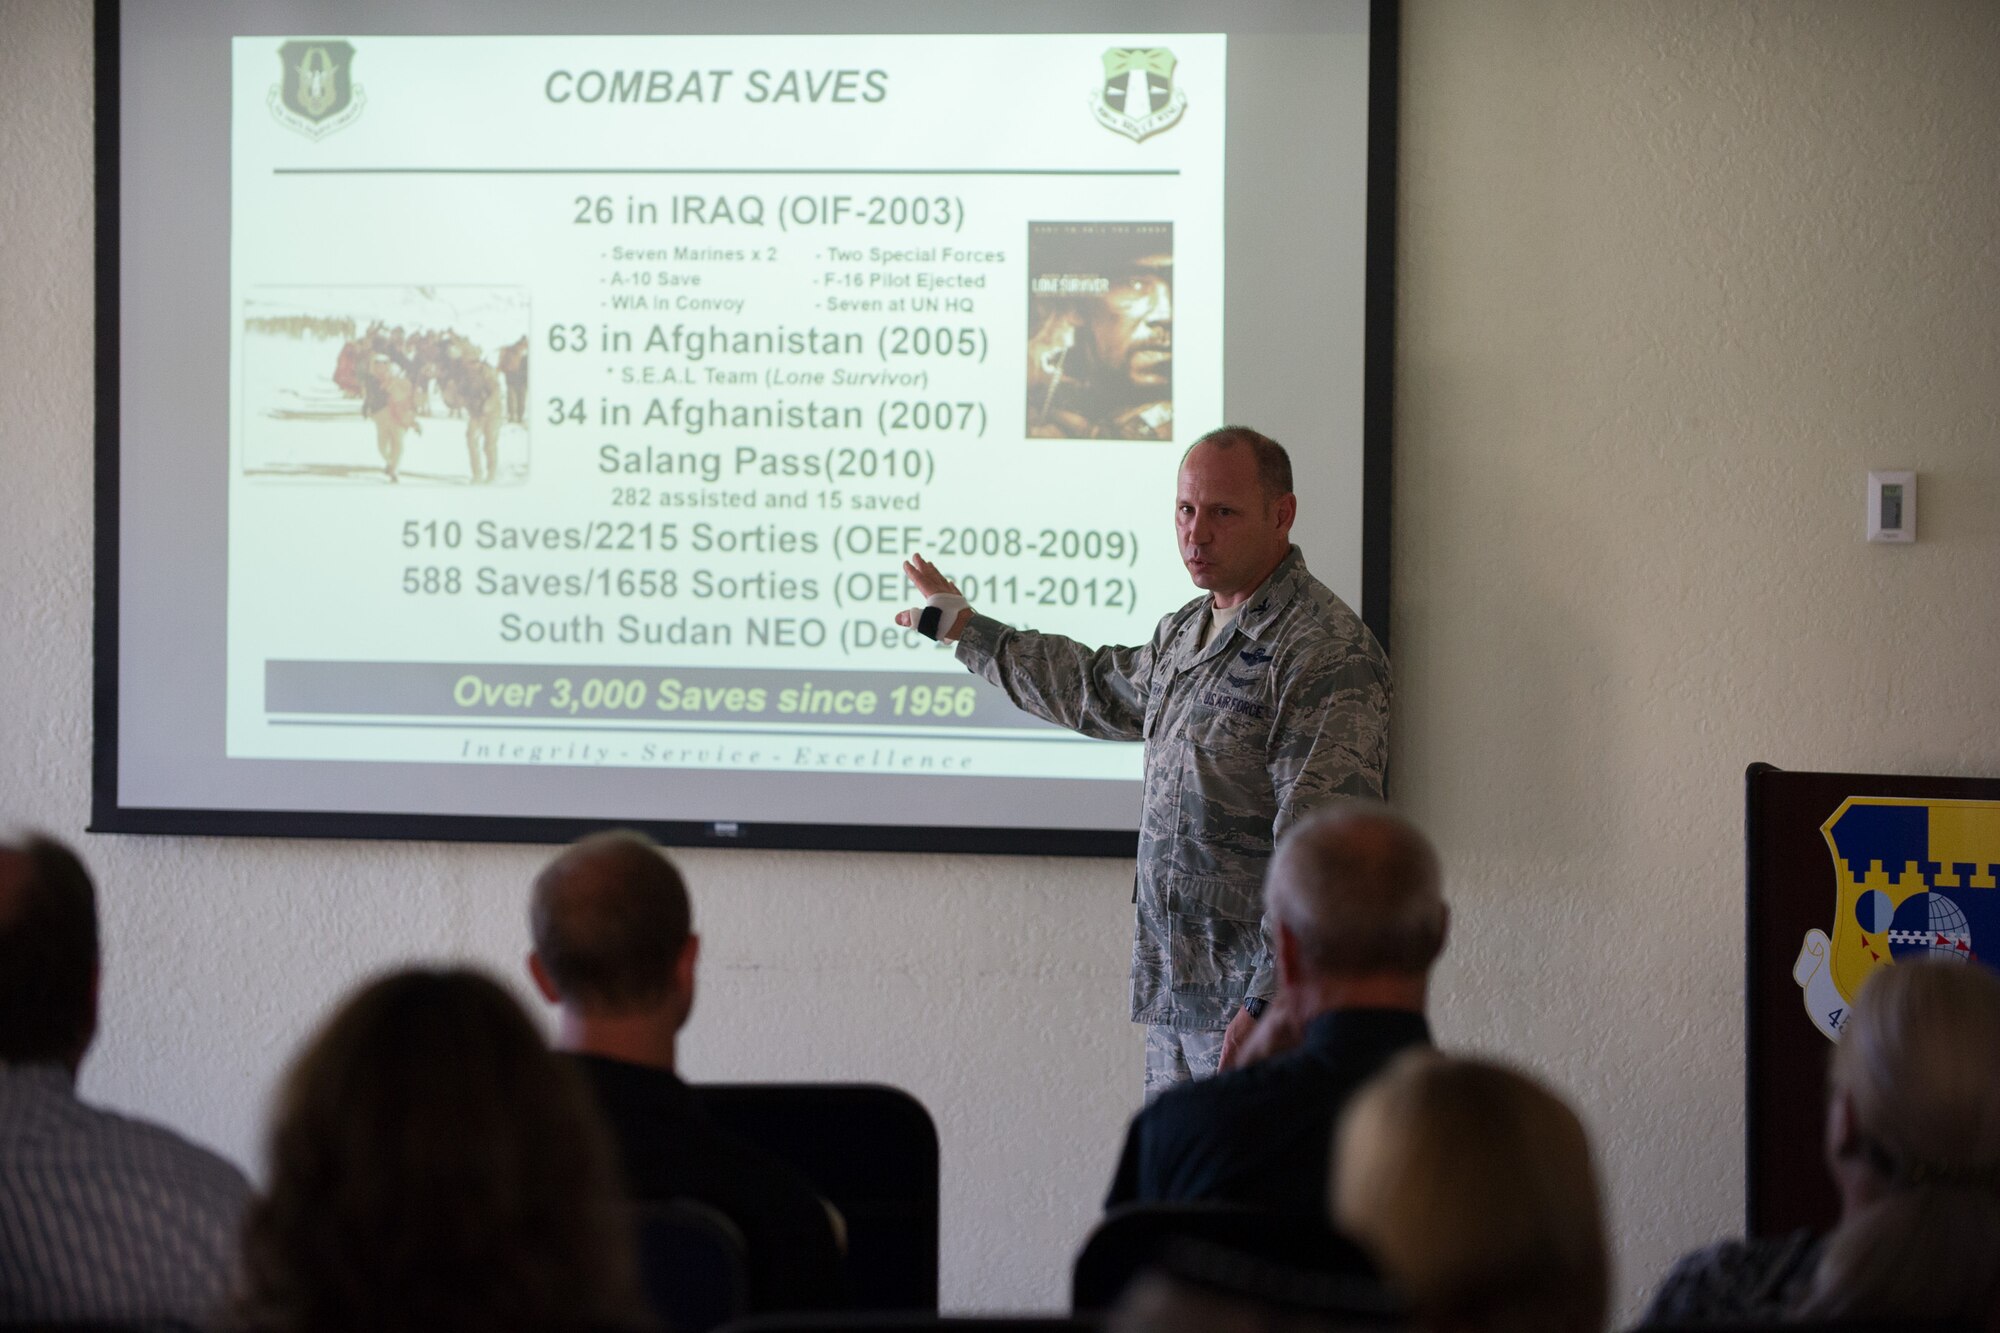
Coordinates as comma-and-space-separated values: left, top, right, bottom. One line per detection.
269, 40, 367, 141
1795, 798, 2000, 1040
1092, 48, 1187, 143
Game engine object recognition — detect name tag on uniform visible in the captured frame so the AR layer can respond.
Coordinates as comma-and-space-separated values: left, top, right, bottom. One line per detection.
1196, 690, 1269, 720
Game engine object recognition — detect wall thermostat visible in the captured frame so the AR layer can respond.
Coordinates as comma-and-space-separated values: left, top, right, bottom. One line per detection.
1867, 471, 1915, 543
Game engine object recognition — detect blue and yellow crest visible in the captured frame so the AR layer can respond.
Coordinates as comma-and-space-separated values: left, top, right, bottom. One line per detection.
1795, 797, 2000, 1039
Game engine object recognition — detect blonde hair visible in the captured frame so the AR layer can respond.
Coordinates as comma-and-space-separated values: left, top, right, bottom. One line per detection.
1832, 959, 2000, 1189
1794, 1185, 2000, 1330
1333, 1053, 1607, 1333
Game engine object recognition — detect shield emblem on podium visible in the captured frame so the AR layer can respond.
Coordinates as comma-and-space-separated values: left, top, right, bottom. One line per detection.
1794, 798, 2000, 1040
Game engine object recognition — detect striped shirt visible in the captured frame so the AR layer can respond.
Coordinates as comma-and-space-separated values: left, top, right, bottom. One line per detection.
1641, 1230, 1825, 1324
0, 1063, 250, 1326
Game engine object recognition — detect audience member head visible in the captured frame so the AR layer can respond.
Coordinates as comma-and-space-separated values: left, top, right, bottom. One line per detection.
1334, 1052, 1607, 1333
1264, 803, 1446, 1015
0, 833, 100, 1074
238, 967, 645, 1333
1793, 1185, 2000, 1331
528, 830, 698, 1065
1825, 958, 2000, 1213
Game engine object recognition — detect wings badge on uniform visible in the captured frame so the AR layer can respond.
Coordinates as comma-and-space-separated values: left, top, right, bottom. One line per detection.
1795, 797, 2000, 1041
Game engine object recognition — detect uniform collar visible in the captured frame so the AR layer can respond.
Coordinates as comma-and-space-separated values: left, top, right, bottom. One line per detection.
1301, 1006, 1432, 1054
1173, 546, 1307, 667
1168, 544, 1312, 664
1228, 545, 1307, 645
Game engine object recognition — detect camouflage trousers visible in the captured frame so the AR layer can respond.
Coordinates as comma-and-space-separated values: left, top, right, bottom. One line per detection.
1143, 1024, 1226, 1101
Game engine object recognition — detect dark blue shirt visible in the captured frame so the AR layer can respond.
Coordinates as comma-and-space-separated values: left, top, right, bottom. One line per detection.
1106, 1008, 1432, 1213
568, 1055, 845, 1314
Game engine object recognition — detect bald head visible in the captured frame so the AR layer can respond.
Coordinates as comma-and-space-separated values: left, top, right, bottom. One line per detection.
0, 834, 100, 1068
1182, 425, 1292, 502
529, 831, 691, 1013
1265, 804, 1445, 980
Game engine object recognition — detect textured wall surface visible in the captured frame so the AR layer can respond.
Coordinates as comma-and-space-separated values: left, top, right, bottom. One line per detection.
1396, 0, 1999, 1309
3, 0, 1997, 1316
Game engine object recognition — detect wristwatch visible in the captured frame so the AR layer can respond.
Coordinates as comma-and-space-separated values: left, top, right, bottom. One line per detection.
1243, 997, 1268, 1019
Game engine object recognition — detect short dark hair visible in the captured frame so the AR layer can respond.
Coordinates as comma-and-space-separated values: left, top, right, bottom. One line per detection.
239, 968, 644, 1332
1187, 425, 1293, 500
530, 831, 691, 1010
0, 835, 100, 1065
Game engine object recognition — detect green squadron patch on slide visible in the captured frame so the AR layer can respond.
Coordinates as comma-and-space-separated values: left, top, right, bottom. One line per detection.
1092, 47, 1187, 143
269, 39, 367, 141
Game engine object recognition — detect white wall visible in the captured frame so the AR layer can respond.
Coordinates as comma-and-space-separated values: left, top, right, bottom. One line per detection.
1395, 0, 2000, 1309
3, 0, 1997, 1317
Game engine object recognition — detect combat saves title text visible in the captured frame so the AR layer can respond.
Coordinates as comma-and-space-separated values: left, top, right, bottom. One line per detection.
545, 68, 888, 105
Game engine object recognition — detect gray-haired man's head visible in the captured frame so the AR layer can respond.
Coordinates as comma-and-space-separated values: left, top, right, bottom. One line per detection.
1265, 804, 1446, 982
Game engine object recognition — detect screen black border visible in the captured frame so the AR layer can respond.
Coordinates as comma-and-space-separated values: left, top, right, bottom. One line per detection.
90, 0, 1398, 852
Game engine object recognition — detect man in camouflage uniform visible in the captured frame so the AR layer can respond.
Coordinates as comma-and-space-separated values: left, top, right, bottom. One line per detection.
898, 426, 1389, 1096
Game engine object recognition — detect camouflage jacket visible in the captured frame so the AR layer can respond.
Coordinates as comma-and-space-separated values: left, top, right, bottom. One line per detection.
954, 546, 1389, 1029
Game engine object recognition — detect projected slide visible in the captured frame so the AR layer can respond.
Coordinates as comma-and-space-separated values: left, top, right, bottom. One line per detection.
104, 2, 1380, 845
226, 34, 1224, 784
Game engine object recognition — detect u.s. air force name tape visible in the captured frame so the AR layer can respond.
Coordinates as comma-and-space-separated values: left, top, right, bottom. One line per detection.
907, 593, 971, 642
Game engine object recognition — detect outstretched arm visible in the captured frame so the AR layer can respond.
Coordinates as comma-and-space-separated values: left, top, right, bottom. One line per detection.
892, 551, 1165, 741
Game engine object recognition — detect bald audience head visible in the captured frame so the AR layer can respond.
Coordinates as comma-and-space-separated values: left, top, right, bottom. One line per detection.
528, 832, 699, 1066
0, 834, 101, 1073
1265, 804, 1446, 1011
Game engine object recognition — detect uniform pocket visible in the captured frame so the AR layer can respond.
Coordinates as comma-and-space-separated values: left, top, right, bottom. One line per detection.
1171, 712, 1276, 885
1163, 873, 1264, 997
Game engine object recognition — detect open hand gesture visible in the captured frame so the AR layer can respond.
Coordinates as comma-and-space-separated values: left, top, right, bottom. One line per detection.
894, 553, 973, 640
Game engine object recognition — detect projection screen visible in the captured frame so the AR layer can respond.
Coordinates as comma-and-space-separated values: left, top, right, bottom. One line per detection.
93, 0, 1395, 853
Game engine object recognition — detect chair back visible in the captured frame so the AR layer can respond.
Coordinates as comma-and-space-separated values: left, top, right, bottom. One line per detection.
1072, 1203, 1377, 1312
696, 1083, 940, 1311
635, 1197, 751, 1333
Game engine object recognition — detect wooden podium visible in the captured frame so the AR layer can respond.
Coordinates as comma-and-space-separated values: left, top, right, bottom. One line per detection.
1745, 763, 2000, 1234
